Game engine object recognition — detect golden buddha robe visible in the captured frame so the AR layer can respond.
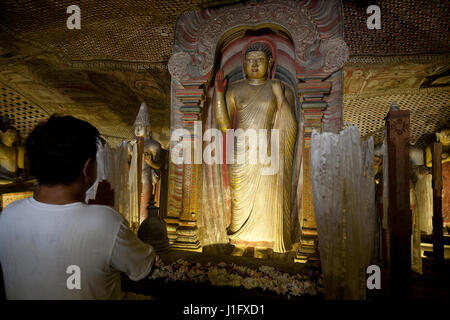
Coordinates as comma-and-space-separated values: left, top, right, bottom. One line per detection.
222, 79, 297, 253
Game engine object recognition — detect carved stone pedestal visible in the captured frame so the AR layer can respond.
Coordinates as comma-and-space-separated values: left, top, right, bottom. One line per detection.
295, 79, 332, 263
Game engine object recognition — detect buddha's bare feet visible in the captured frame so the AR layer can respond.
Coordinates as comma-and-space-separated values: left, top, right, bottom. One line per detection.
254, 248, 268, 259
231, 246, 245, 256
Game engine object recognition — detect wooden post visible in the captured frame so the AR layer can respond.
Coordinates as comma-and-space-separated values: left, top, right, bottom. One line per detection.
431, 142, 444, 268
375, 167, 389, 266
158, 149, 169, 219
296, 79, 331, 263
165, 80, 204, 250
385, 105, 412, 298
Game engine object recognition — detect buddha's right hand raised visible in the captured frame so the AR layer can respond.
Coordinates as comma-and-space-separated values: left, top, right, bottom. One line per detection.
215, 70, 228, 93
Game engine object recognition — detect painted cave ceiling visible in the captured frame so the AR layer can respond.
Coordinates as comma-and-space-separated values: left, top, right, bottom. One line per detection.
0, 0, 449, 148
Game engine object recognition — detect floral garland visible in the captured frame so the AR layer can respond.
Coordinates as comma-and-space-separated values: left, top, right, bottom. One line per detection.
150, 258, 324, 298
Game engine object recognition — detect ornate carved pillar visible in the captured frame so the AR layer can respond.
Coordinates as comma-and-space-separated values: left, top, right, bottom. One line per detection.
165, 80, 205, 250
385, 103, 412, 298
295, 79, 332, 262
431, 142, 444, 267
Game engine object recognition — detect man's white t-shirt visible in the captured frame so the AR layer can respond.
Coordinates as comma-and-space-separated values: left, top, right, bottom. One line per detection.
0, 197, 155, 300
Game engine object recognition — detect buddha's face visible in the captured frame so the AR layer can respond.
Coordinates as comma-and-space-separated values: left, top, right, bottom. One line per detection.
135, 124, 151, 137
244, 51, 272, 80
1, 129, 18, 147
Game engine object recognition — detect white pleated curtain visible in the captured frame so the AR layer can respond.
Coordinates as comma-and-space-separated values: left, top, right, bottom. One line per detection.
85, 140, 140, 232
311, 126, 377, 300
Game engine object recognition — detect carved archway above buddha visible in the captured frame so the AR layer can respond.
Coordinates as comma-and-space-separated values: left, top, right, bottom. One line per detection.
168, 0, 349, 81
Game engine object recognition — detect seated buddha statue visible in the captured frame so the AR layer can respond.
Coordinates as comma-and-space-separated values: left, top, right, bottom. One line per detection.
426, 128, 450, 167
0, 126, 25, 185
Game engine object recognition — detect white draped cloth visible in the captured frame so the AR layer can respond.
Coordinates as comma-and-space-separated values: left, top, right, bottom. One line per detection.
311, 126, 377, 300
85, 140, 139, 231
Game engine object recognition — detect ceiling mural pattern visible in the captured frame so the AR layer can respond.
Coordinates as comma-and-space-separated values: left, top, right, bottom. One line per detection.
343, 59, 450, 95
0, 84, 48, 139
343, 54, 450, 146
0, 0, 448, 66
343, 87, 450, 147
343, 0, 449, 55
0, 45, 171, 147
0, 0, 240, 64
0, 0, 448, 148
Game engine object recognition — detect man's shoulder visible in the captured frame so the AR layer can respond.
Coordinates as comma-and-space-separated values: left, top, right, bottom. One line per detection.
1, 197, 29, 214
84, 204, 125, 223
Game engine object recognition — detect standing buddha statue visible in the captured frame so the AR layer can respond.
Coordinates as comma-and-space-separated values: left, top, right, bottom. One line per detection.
214, 41, 298, 257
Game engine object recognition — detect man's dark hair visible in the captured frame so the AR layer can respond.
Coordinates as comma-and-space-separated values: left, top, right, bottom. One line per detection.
25, 115, 100, 185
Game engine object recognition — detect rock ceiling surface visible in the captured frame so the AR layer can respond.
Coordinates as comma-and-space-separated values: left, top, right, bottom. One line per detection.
0, 0, 449, 148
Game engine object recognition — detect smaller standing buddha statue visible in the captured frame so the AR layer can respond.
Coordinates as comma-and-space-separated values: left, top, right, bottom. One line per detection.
133, 102, 162, 223
133, 103, 168, 254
